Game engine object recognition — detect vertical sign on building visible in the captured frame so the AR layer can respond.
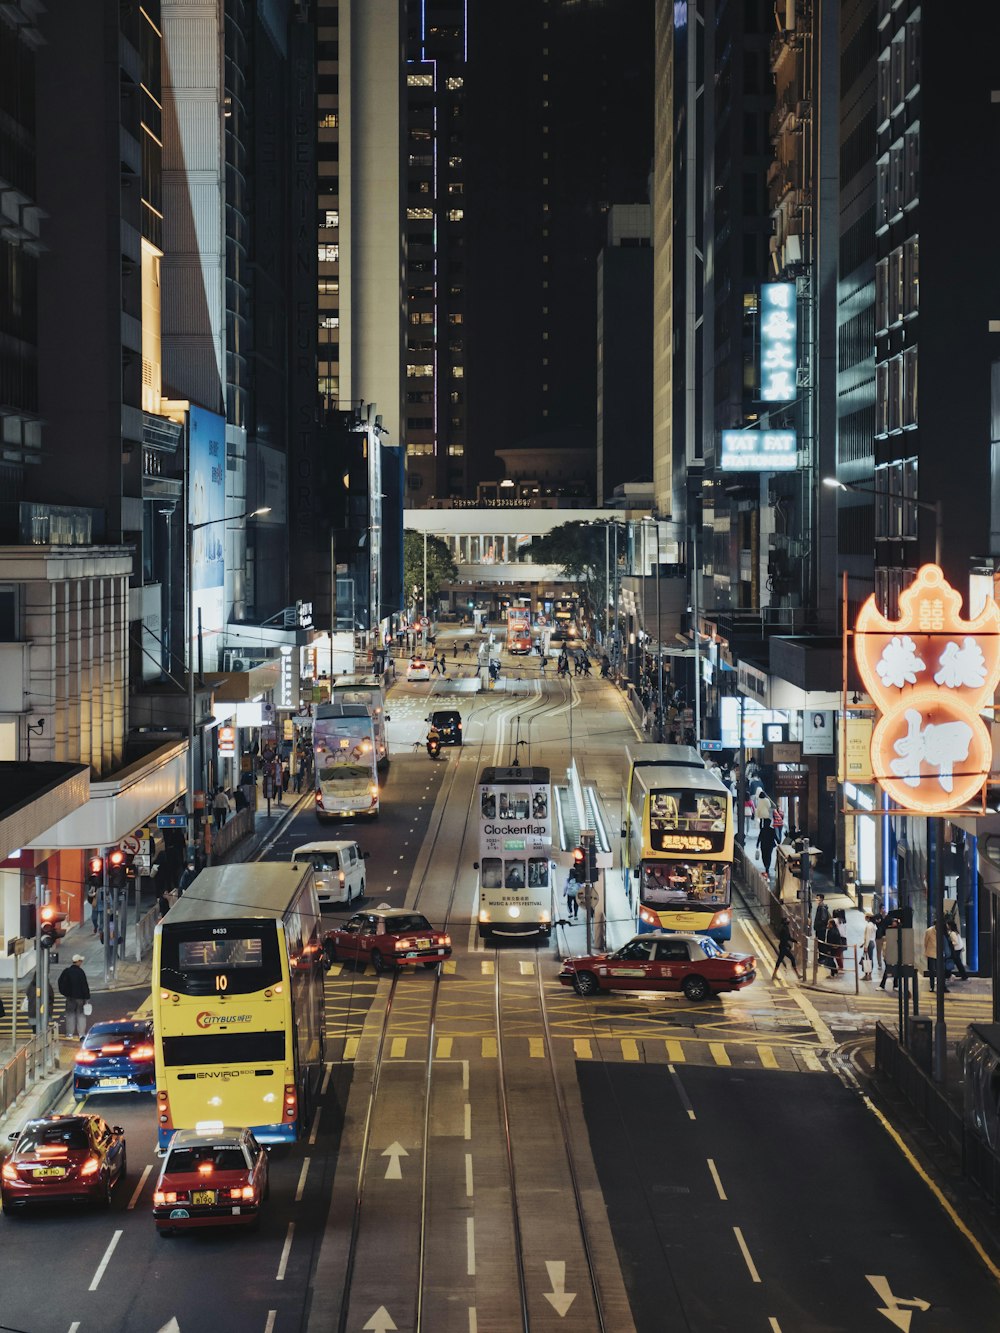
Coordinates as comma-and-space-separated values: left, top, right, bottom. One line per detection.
188, 406, 227, 669
760, 282, 797, 402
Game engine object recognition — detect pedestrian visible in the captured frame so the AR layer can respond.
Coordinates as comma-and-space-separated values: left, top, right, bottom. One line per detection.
453, 644, 458, 661
157, 888, 171, 919
880, 919, 900, 990
924, 918, 949, 993
813, 893, 830, 939
861, 913, 877, 980
771, 917, 797, 980
564, 873, 580, 921
873, 906, 888, 974
757, 820, 777, 876
825, 919, 845, 978
178, 858, 198, 895
946, 917, 969, 981
89, 885, 104, 937
754, 790, 773, 827
431, 654, 441, 675
212, 786, 231, 828
771, 804, 784, 844
58, 954, 91, 1039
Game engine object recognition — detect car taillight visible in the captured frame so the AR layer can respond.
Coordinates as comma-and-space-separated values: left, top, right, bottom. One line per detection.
315, 792, 324, 805
2, 1163, 16, 1181
75, 1049, 97, 1064
101, 1044, 125, 1054
284, 1084, 297, 1120
154, 1190, 177, 1205
80, 1157, 101, 1177
131, 1044, 154, 1060
229, 1185, 255, 1200
443, 934, 451, 947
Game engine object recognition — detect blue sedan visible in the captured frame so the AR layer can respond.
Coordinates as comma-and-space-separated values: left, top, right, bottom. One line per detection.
73, 1019, 156, 1101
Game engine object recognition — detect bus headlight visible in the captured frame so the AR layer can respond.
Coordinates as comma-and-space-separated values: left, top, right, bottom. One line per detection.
639, 906, 658, 926
479, 910, 491, 922
508, 906, 521, 918
710, 910, 731, 929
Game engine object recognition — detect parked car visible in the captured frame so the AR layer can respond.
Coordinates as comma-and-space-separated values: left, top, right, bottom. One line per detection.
324, 905, 452, 973
558, 933, 757, 1001
290, 840, 368, 906
1, 1114, 126, 1214
153, 1126, 269, 1236
73, 1019, 156, 1101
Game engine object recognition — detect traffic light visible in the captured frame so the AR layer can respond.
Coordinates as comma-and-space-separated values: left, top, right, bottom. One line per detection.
584, 842, 599, 883
39, 904, 67, 950
20, 904, 36, 939
108, 849, 129, 891
86, 855, 104, 891
570, 847, 587, 883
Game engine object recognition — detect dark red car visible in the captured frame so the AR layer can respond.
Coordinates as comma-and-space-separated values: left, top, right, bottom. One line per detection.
1, 1114, 126, 1215
153, 1127, 269, 1236
324, 905, 452, 973
558, 932, 757, 1001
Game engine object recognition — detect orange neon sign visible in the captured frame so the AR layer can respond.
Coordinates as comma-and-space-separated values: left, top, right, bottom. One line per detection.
854, 564, 1000, 813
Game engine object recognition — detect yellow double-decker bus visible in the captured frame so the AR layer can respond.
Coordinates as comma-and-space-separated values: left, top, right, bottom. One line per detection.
623, 750, 735, 942
153, 863, 325, 1152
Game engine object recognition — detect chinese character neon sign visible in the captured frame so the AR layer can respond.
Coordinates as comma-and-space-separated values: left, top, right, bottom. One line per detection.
720, 429, 798, 471
854, 565, 1000, 814
760, 282, 797, 402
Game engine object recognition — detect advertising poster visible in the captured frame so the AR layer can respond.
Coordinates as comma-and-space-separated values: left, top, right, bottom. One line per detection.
839, 717, 874, 783
802, 710, 834, 755
188, 406, 227, 667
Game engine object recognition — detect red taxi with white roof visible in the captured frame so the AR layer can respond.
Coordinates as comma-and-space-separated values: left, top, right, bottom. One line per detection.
323, 905, 451, 973
558, 932, 756, 1001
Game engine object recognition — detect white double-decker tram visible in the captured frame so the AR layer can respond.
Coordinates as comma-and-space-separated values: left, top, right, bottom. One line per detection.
475, 766, 554, 941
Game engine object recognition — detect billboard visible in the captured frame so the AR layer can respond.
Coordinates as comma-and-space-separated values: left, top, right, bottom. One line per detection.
720, 430, 798, 471
760, 282, 797, 402
188, 406, 227, 668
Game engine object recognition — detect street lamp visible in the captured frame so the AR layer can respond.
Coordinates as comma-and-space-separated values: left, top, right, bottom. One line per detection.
186, 507, 271, 859
824, 475, 948, 1081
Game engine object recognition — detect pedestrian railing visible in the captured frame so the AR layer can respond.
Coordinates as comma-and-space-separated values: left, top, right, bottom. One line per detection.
0, 1025, 60, 1121
212, 807, 254, 859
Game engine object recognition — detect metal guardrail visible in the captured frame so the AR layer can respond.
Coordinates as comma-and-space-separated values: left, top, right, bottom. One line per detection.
0, 1025, 60, 1121
211, 806, 254, 859
874, 1021, 1000, 1207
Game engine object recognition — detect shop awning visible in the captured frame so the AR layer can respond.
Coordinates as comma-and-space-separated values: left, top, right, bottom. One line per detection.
0, 762, 90, 862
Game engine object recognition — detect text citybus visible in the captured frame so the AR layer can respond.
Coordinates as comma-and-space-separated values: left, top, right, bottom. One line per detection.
152, 862, 325, 1151
476, 765, 554, 941
331, 674, 390, 767
313, 702, 380, 821
622, 746, 734, 942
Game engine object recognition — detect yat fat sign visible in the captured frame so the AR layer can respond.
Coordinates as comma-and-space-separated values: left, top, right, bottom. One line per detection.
854, 564, 1000, 814
720, 430, 797, 472
760, 282, 797, 402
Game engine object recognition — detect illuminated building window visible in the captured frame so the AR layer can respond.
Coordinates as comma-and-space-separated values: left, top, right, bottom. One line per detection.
447, 182, 463, 195
448, 445, 464, 456
410, 312, 434, 326
318, 279, 339, 295
408, 207, 434, 220
318, 244, 339, 262
409, 154, 433, 167
449, 391, 463, 404
448, 156, 462, 168
407, 364, 434, 378
446, 76, 464, 90
451, 365, 464, 379
448, 313, 463, 324
447, 209, 464, 223
319, 113, 338, 129
407, 442, 434, 456
408, 73, 433, 87
323, 210, 339, 228
320, 316, 340, 329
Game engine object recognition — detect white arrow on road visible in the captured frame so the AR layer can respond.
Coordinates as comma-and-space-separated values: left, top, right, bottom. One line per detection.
542, 1260, 576, 1317
866, 1275, 931, 1332
363, 1308, 397, 1333
156, 1321, 180, 1333
381, 1142, 409, 1179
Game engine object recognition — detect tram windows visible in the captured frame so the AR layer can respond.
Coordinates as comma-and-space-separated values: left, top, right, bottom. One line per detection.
532, 791, 548, 819
504, 860, 526, 889
482, 792, 497, 819
481, 859, 503, 889
527, 857, 549, 888
498, 791, 530, 821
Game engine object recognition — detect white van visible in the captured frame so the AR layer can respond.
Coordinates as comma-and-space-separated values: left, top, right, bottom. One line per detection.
291, 840, 368, 907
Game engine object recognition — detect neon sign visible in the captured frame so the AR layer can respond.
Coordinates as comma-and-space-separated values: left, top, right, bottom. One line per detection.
854, 564, 1000, 813
720, 430, 798, 472
760, 282, 797, 402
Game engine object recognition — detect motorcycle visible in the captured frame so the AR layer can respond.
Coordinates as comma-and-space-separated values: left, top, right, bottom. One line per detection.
426, 733, 442, 759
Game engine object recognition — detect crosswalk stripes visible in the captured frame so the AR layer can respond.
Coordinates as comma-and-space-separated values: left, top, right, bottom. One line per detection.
710, 1042, 731, 1067
529, 1037, 545, 1059
574, 1039, 593, 1060
665, 1040, 685, 1063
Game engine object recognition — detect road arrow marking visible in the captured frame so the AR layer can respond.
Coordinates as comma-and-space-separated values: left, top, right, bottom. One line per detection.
543, 1260, 576, 1317
155, 1321, 180, 1333
382, 1141, 409, 1179
363, 1308, 397, 1333
866, 1275, 931, 1331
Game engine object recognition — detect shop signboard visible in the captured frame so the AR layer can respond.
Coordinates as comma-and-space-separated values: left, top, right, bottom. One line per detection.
188, 406, 227, 669
760, 282, 797, 402
218, 725, 235, 757
840, 717, 874, 783
854, 564, 1000, 813
720, 429, 797, 472
775, 765, 808, 796
802, 710, 834, 755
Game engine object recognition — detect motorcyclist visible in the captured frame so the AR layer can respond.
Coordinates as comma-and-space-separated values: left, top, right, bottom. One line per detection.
426, 724, 442, 757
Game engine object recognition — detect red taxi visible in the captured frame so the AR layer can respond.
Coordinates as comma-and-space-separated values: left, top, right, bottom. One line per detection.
558, 932, 756, 1001
154, 1127, 269, 1236
1, 1114, 126, 1215
323, 905, 452, 973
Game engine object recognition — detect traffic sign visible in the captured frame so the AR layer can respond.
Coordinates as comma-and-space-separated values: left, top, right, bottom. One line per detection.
157, 814, 187, 829
699, 739, 724, 751
119, 834, 141, 855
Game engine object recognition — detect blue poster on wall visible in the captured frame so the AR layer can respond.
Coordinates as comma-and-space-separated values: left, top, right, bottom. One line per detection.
188, 406, 227, 667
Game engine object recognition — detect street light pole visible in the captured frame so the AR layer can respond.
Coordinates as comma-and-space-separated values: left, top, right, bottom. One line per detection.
186, 506, 270, 860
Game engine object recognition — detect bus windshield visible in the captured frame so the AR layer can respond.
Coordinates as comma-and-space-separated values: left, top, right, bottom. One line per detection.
640, 860, 731, 909
315, 720, 375, 793
648, 787, 728, 851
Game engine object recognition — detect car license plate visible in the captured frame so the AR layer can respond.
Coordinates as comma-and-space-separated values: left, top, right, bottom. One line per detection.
193, 1190, 216, 1205
100, 1077, 128, 1087
417, 939, 430, 948
33, 1167, 66, 1178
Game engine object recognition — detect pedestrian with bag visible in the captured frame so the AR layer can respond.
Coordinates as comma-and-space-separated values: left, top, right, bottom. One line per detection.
813, 893, 830, 939
771, 917, 797, 980
58, 954, 91, 1039
924, 918, 949, 993
564, 872, 580, 922
757, 820, 777, 876
754, 791, 773, 827
770, 804, 785, 844
946, 917, 969, 981
861, 913, 877, 979
825, 919, 845, 978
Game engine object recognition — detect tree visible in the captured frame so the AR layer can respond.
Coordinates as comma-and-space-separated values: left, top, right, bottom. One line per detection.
403, 531, 458, 617
528, 522, 605, 624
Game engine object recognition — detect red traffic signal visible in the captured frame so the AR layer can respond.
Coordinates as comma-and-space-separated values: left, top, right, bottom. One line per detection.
570, 847, 586, 883
39, 904, 67, 949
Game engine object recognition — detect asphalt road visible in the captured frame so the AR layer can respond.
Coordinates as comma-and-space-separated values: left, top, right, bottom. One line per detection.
2, 665, 998, 1332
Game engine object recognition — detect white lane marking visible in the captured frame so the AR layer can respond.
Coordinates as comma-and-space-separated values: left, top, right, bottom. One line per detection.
468, 1311, 477, 1333
295, 1156, 311, 1202
667, 1064, 696, 1121
264, 1313, 277, 1333
462, 1059, 469, 1091
308, 1105, 321, 1144
276, 1221, 295, 1280
733, 1226, 761, 1283
128, 1163, 153, 1210
464, 1104, 471, 1140
88, 1229, 123, 1291
321, 1061, 333, 1095
465, 1152, 474, 1197
67, 1325, 80, 1333
707, 1158, 727, 1201
466, 1216, 476, 1275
